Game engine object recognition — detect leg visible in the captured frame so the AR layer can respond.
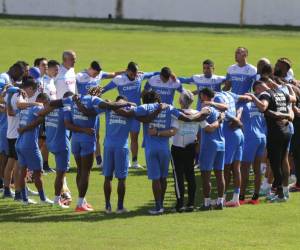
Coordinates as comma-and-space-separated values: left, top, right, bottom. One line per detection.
130, 131, 139, 165
54, 171, 65, 196
79, 153, 94, 198
160, 177, 167, 208
224, 164, 232, 194
214, 170, 225, 200
117, 178, 126, 210
104, 176, 112, 209
33, 170, 46, 201
152, 179, 162, 210
253, 156, 262, 197
184, 144, 196, 207
240, 162, 251, 198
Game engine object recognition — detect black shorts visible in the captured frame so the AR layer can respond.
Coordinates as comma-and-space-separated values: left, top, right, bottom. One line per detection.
7, 138, 18, 160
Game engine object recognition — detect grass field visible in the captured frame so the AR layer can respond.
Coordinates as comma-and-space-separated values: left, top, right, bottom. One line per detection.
0, 17, 300, 250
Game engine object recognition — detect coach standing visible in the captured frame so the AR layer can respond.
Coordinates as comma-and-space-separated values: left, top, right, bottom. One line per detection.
55, 51, 77, 98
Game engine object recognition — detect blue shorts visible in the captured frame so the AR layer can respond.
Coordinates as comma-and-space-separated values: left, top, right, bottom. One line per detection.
103, 147, 129, 179
0, 129, 8, 155
53, 150, 69, 172
16, 147, 42, 171
145, 148, 170, 180
199, 149, 225, 171
224, 132, 244, 165
130, 119, 141, 133
71, 140, 95, 157
242, 137, 266, 163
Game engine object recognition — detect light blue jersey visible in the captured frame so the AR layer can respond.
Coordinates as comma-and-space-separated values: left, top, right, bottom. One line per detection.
76, 70, 108, 96
102, 72, 159, 105
179, 74, 225, 110
144, 75, 183, 105
16, 105, 43, 149
226, 64, 257, 95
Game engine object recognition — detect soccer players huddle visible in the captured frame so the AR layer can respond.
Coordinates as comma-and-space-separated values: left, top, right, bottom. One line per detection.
0, 47, 299, 215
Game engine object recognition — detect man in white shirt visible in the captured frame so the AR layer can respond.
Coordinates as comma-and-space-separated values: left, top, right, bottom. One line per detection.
55, 51, 77, 99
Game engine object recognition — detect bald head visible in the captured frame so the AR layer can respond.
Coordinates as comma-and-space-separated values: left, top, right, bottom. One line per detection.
62, 50, 76, 69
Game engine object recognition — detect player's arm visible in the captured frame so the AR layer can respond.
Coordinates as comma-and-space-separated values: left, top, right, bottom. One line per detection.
142, 72, 160, 80
18, 116, 44, 134
286, 84, 297, 103
98, 100, 132, 111
148, 127, 178, 137
229, 107, 243, 129
178, 107, 211, 122
64, 120, 95, 136
245, 93, 269, 112
101, 71, 125, 79
203, 113, 225, 133
101, 80, 117, 94
135, 104, 166, 123
73, 95, 98, 117
178, 77, 194, 84
37, 105, 56, 117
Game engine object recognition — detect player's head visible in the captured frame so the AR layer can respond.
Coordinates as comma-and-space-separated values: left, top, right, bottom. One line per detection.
235, 47, 248, 64
21, 76, 38, 97
16, 61, 30, 77
142, 90, 161, 104
252, 80, 269, 95
160, 67, 172, 82
88, 61, 102, 78
34, 57, 48, 76
274, 58, 291, 78
260, 63, 273, 78
8, 62, 25, 82
36, 92, 50, 105
179, 90, 194, 109
63, 91, 74, 98
257, 58, 271, 75
126, 61, 138, 80
47, 60, 60, 78
115, 95, 128, 102
199, 87, 215, 102
62, 50, 76, 68
202, 59, 214, 77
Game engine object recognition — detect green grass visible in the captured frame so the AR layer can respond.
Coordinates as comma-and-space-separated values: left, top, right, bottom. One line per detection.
1, 18, 300, 250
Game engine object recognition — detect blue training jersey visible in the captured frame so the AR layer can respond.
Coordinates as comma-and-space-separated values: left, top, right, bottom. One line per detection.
16, 105, 43, 149
200, 106, 225, 151
241, 100, 267, 139
100, 108, 134, 148
102, 72, 159, 105
134, 103, 180, 150
179, 74, 225, 110
63, 95, 103, 142
226, 64, 257, 95
45, 108, 70, 153
76, 70, 108, 96
0, 86, 7, 131
144, 75, 183, 105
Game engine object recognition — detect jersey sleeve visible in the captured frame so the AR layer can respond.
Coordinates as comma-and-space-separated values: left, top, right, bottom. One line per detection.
171, 117, 179, 129
91, 96, 105, 114
178, 77, 194, 84
134, 105, 148, 117
142, 72, 160, 80
100, 72, 109, 79
102, 80, 117, 93
170, 106, 181, 119
214, 95, 226, 104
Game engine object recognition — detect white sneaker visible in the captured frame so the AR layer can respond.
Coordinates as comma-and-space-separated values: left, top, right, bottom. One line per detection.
289, 175, 297, 184
27, 187, 39, 196
132, 161, 143, 169
53, 199, 69, 209
116, 208, 128, 214
97, 162, 103, 169
148, 208, 164, 215
22, 198, 37, 205
40, 197, 54, 205
105, 207, 112, 214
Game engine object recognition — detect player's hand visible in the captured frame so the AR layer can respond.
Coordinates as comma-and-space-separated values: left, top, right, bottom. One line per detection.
148, 127, 158, 136
72, 94, 80, 102
201, 107, 211, 115
83, 128, 95, 136
170, 73, 177, 81
159, 103, 168, 111
245, 93, 255, 100
202, 101, 212, 107
17, 127, 25, 134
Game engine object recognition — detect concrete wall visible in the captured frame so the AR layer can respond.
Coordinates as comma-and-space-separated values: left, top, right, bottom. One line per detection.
2, 0, 300, 26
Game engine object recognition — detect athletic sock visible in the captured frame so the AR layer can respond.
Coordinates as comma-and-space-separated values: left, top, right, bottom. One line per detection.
14, 191, 22, 200
77, 197, 84, 206
21, 188, 28, 202
38, 189, 46, 201
233, 188, 240, 202
252, 193, 259, 200
96, 155, 102, 165
132, 156, 137, 163
54, 196, 61, 203
283, 186, 289, 195
117, 200, 123, 210
105, 201, 111, 209
4, 186, 11, 196
204, 198, 211, 207
217, 197, 224, 206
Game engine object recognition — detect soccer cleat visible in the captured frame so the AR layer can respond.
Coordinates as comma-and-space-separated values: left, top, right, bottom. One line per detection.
266, 192, 276, 201
75, 204, 93, 212
105, 206, 112, 214
246, 199, 260, 205
283, 191, 289, 199
225, 200, 240, 207
132, 161, 143, 169
214, 203, 224, 210
185, 206, 194, 212
2, 191, 14, 199
40, 198, 54, 205
22, 198, 37, 205
97, 162, 103, 170
171, 206, 185, 213
199, 205, 212, 211
43, 166, 56, 173
269, 195, 287, 203
53, 199, 69, 209
116, 208, 129, 214
259, 187, 271, 196
289, 183, 300, 192
148, 208, 164, 215
27, 187, 39, 196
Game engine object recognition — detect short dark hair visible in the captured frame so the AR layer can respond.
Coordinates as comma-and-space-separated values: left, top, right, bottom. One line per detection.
34, 57, 47, 67
237, 47, 249, 55
116, 95, 128, 102
36, 92, 50, 102
142, 90, 161, 104
48, 60, 60, 68
277, 57, 292, 70
91, 61, 102, 72
252, 80, 264, 91
203, 59, 214, 67
261, 63, 273, 76
199, 87, 215, 99
63, 91, 74, 98
160, 67, 172, 79
21, 76, 37, 90
16, 61, 29, 69
127, 61, 138, 72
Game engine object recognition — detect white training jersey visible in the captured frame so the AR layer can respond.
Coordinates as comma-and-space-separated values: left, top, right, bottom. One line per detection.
0, 72, 12, 84
43, 75, 57, 100
55, 65, 76, 99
